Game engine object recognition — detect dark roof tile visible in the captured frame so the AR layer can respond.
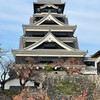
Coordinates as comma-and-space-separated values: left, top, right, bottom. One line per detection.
37, 0, 61, 4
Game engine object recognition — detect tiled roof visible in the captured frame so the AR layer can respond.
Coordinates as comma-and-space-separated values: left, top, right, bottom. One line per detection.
37, 0, 61, 4
23, 25, 76, 29
91, 50, 100, 58
33, 12, 65, 26
23, 31, 75, 51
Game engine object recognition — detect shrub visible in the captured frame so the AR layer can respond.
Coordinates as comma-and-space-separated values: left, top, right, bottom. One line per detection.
56, 80, 77, 97
0, 90, 20, 96
44, 65, 53, 72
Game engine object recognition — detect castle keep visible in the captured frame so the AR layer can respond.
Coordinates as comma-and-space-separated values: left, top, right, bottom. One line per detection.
12, 0, 95, 67
4, 0, 97, 91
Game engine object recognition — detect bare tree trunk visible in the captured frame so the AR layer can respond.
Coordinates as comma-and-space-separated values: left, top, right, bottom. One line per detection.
1, 82, 5, 91
21, 84, 25, 90
19, 79, 28, 91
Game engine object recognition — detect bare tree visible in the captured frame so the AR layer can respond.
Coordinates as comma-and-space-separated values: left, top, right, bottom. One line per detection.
13, 57, 42, 90
0, 44, 13, 91
64, 58, 85, 74
0, 58, 13, 91
52, 57, 85, 74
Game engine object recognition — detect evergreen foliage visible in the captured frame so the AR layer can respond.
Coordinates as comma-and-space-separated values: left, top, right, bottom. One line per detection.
56, 80, 77, 97
44, 65, 53, 71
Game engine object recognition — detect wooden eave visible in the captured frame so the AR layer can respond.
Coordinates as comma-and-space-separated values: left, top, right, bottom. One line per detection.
22, 25, 77, 35
84, 57, 96, 62
21, 36, 77, 43
33, 14, 66, 18
12, 49, 88, 58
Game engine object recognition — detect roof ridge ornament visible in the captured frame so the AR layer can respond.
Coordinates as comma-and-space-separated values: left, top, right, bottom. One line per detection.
48, 30, 51, 32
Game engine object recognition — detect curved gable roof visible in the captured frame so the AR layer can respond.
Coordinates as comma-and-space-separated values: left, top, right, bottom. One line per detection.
33, 12, 65, 26
40, 4, 58, 9
24, 31, 75, 51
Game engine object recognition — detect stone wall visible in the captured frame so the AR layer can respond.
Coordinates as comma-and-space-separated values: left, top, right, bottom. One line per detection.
43, 72, 100, 100
87, 75, 100, 87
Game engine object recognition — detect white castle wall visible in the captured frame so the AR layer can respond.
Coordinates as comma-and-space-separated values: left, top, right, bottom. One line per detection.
5, 79, 34, 90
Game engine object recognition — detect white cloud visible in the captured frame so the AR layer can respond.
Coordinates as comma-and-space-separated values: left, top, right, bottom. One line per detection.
63, 9, 100, 46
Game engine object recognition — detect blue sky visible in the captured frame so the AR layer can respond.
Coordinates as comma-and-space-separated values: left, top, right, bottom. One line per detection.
0, 0, 100, 57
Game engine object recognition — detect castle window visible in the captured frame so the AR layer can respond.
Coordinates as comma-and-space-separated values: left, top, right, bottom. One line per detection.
37, 8, 40, 13
58, 8, 61, 13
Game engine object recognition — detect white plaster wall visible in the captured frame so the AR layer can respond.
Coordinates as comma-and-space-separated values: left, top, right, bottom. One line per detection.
97, 56, 100, 63
81, 67, 97, 75
82, 71, 96, 75
5, 79, 34, 90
